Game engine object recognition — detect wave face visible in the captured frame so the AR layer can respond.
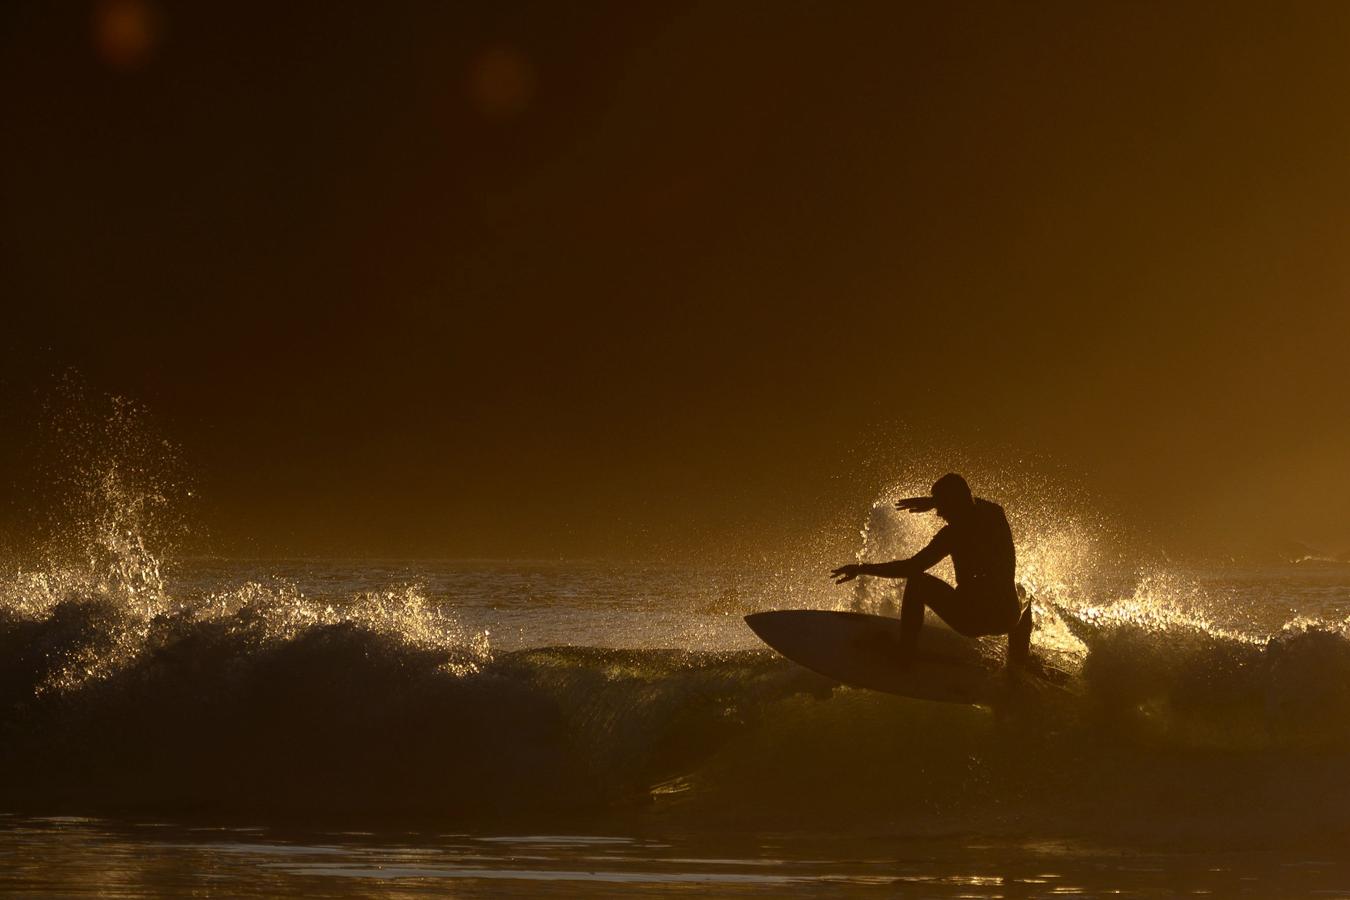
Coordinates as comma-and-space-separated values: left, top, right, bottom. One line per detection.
0, 579, 814, 821
6, 571, 1350, 843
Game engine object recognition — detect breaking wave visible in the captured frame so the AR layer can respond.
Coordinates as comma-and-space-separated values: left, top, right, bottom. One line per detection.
3, 395, 1350, 842
7, 558, 1350, 842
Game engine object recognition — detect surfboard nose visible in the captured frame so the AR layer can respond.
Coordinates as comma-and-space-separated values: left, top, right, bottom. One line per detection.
743, 612, 776, 642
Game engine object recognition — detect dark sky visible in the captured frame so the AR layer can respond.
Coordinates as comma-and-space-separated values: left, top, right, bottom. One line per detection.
3, 1, 1349, 559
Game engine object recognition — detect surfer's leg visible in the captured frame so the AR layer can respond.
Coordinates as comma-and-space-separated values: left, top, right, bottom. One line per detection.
899, 573, 957, 653
917, 585, 1017, 639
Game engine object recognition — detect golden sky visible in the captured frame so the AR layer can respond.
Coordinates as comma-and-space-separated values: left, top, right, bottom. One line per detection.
2, 1, 1348, 558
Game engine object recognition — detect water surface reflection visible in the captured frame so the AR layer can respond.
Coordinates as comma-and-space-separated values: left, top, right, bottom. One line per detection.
2, 816, 1349, 897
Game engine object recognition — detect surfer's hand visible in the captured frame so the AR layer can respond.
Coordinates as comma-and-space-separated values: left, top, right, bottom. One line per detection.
831, 564, 862, 583
895, 496, 936, 514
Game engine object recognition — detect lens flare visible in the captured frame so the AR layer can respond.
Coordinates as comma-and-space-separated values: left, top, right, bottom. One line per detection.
467, 45, 535, 117
93, 0, 161, 70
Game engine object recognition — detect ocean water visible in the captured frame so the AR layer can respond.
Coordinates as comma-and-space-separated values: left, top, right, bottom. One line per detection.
5, 477, 1350, 894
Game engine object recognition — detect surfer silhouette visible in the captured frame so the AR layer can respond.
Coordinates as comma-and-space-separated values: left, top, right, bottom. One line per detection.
830, 473, 1034, 668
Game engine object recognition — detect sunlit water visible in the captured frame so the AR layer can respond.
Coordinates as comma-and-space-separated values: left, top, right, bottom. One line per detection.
159, 556, 1350, 651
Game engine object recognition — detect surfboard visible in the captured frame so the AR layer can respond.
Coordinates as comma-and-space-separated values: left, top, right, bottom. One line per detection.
745, 609, 1024, 705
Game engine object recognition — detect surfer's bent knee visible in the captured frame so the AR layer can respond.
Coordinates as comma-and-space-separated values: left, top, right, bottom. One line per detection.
904, 572, 947, 591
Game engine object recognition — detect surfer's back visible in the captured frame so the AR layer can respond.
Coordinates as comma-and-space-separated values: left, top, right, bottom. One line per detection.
945, 498, 1016, 592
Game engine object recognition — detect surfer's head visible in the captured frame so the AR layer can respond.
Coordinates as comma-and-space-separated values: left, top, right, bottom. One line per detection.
931, 473, 975, 522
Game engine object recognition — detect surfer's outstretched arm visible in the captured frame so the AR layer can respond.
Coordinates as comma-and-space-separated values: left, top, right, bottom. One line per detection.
831, 532, 951, 583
